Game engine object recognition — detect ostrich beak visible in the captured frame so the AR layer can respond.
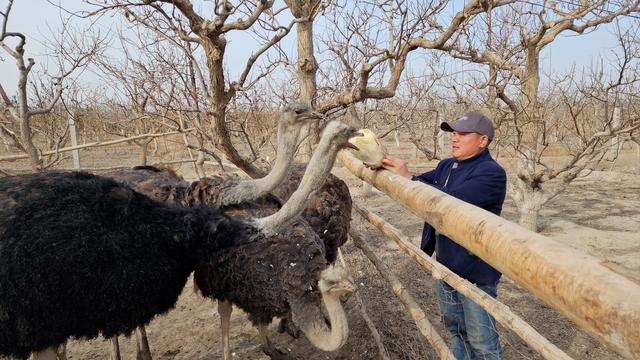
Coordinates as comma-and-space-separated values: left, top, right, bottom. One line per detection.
346, 131, 364, 150
300, 110, 325, 121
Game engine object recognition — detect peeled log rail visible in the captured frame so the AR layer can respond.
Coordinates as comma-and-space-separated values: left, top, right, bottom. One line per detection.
352, 199, 572, 360
338, 150, 640, 359
349, 229, 454, 359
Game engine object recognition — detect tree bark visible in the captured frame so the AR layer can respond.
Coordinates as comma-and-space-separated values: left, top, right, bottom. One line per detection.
285, 0, 320, 160
19, 113, 42, 171
138, 142, 148, 166
202, 39, 264, 178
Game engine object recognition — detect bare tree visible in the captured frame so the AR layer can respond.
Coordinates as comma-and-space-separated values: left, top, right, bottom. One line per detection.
0, 0, 103, 170
86, 0, 298, 178
437, 1, 640, 230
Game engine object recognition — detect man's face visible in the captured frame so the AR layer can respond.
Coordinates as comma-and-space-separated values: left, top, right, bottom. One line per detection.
451, 131, 489, 161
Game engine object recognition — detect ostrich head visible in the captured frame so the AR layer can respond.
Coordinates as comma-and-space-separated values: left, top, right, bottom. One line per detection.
290, 264, 356, 352
318, 266, 356, 297
280, 101, 323, 128
256, 121, 361, 235
250, 102, 324, 199
279, 101, 325, 147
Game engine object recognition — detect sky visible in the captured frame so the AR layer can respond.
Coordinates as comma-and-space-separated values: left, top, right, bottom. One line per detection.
0, 0, 631, 97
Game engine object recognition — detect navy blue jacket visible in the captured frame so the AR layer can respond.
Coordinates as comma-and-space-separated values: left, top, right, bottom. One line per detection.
412, 149, 506, 285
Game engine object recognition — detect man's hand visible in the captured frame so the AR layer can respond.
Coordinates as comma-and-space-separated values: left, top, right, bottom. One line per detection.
381, 155, 412, 179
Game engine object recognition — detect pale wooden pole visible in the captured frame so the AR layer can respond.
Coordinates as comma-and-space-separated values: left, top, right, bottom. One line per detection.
338, 150, 640, 359
352, 199, 573, 360
349, 229, 455, 360
67, 115, 81, 170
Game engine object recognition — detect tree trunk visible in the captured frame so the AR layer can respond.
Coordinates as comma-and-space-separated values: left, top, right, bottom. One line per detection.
285, 0, 319, 161
295, 19, 318, 106
20, 113, 42, 171
516, 200, 541, 232
138, 142, 148, 166
511, 176, 548, 232
202, 39, 264, 178
195, 150, 206, 178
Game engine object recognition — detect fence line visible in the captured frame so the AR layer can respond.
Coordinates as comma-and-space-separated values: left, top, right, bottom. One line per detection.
336, 249, 391, 360
349, 228, 455, 359
352, 199, 572, 360
0, 129, 195, 162
337, 150, 640, 359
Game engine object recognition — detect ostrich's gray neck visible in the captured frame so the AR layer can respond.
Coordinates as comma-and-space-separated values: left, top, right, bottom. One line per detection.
256, 134, 340, 235
221, 121, 298, 206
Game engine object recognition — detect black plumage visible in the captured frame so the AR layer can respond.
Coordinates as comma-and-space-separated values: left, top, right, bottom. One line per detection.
272, 163, 352, 264
0, 171, 254, 359
101, 167, 326, 320
193, 194, 327, 326
100, 121, 358, 356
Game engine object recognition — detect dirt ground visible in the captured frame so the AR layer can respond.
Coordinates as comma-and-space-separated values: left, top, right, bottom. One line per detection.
2, 138, 639, 360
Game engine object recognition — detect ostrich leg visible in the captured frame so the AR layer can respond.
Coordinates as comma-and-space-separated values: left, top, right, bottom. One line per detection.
110, 337, 121, 360
218, 300, 233, 360
135, 326, 152, 360
31, 348, 56, 360
256, 325, 288, 360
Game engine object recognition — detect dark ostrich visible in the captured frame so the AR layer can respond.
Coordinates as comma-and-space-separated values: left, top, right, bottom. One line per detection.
102, 122, 360, 359
0, 171, 254, 360
102, 165, 189, 206
193, 121, 360, 359
272, 163, 352, 264
270, 164, 353, 339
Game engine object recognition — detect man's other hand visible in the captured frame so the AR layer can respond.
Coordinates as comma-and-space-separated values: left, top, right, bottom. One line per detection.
381, 155, 412, 179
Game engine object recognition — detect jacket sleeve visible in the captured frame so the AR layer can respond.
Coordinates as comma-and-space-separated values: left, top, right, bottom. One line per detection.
447, 163, 506, 208
411, 170, 436, 185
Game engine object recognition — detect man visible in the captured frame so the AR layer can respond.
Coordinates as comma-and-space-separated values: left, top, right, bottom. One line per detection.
382, 111, 506, 360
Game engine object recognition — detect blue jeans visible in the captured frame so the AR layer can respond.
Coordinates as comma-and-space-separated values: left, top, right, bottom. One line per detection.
435, 279, 503, 360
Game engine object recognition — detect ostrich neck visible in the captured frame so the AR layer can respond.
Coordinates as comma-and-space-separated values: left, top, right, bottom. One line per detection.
256, 135, 339, 235
294, 291, 349, 352
221, 122, 298, 206
253, 123, 298, 193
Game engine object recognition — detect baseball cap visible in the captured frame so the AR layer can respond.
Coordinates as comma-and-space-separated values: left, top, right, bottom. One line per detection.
440, 111, 495, 140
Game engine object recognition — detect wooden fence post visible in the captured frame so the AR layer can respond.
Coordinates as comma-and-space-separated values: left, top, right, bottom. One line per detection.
68, 115, 81, 170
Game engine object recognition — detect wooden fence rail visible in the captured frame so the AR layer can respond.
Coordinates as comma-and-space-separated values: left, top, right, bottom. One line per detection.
0, 129, 194, 162
338, 150, 640, 359
349, 228, 455, 359
352, 199, 572, 360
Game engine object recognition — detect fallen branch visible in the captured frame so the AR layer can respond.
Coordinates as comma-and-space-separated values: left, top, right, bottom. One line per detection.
349, 228, 454, 360
0, 129, 195, 162
352, 199, 572, 360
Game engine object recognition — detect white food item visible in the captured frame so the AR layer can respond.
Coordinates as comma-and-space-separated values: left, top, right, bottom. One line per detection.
348, 129, 387, 168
